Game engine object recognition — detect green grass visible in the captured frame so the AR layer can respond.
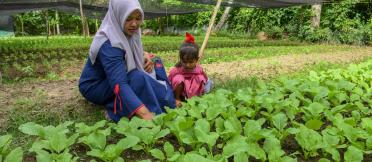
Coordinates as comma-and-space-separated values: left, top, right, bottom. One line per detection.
158, 45, 354, 67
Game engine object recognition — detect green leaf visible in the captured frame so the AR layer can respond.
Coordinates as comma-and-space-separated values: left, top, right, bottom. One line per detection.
75, 120, 106, 134
150, 148, 165, 160
35, 150, 53, 162
215, 117, 225, 134
131, 145, 143, 151
138, 160, 151, 162
4, 147, 23, 162
155, 128, 170, 139
206, 105, 225, 120
318, 158, 330, 162
295, 125, 323, 155
322, 128, 340, 147
194, 119, 218, 147
18, 122, 44, 137
350, 94, 360, 102
198, 147, 208, 156
286, 128, 300, 135
344, 146, 363, 162
181, 152, 214, 162
247, 142, 266, 161
234, 152, 248, 162
87, 149, 104, 159
324, 148, 340, 162
164, 141, 174, 157
361, 118, 372, 134
0, 135, 12, 152
113, 157, 124, 162
116, 135, 140, 151
282, 156, 297, 162
136, 128, 154, 145
263, 137, 284, 161
223, 116, 242, 137
130, 117, 154, 129
195, 119, 210, 132
305, 119, 323, 130
272, 113, 287, 131
58, 149, 77, 162
168, 153, 181, 161
366, 137, 372, 150
50, 132, 78, 153
82, 132, 107, 150
188, 107, 203, 119
304, 102, 325, 117
222, 136, 249, 158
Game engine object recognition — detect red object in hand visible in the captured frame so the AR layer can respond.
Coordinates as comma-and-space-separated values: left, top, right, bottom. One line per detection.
185, 32, 195, 44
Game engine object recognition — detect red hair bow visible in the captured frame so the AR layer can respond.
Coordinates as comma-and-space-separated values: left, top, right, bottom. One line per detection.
185, 32, 195, 44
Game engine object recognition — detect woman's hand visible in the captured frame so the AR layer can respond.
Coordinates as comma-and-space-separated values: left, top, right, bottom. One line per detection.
135, 106, 154, 120
144, 51, 154, 73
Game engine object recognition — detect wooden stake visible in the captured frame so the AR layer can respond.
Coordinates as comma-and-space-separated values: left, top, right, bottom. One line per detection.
198, 0, 222, 59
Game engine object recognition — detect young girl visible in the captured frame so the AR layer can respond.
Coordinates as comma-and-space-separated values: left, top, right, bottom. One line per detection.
168, 32, 212, 107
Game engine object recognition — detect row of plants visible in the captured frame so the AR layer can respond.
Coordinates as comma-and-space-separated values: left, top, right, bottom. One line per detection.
0, 44, 352, 81
0, 36, 302, 56
1, 59, 371, 162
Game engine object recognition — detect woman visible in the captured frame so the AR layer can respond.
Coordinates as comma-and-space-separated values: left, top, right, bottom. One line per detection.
79, 0, 176, 122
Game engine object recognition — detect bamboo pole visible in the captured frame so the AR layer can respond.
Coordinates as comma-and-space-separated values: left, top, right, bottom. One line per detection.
198, 0, 222, 60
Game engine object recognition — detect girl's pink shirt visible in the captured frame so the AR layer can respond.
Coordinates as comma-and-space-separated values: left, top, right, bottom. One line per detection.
168, 64, 208, 98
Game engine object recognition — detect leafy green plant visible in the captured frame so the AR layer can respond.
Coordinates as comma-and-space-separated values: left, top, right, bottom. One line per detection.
76, 120, 111, 150
87, 135, 140, 162
0, 135, 23, 162
295, 125, 323, 159
18, 121, 79, 162
114, 117, 169, 153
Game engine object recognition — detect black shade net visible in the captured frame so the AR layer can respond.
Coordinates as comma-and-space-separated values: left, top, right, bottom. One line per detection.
0, 0, 207, 19
0, 0, 324, 32
181, 0, 325, 8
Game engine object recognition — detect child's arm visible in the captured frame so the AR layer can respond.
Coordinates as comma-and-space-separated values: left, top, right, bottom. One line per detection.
174, 83, 184, 107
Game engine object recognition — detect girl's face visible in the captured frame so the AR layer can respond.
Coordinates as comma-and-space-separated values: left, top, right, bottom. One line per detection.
124, 10, 142, 36
181, 56, 198, 71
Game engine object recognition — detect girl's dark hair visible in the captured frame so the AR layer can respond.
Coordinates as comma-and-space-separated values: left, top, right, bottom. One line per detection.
175, 42, 199, 67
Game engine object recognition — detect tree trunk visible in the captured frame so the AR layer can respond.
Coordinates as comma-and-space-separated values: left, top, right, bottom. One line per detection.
311, 4, 322, 28
79, 0, 87, 37
20, 18, 24, 36
85, 18, 90, 36
46, 10, 49, 39
95, 19, 99, 33
55, 10, 60, 35
157, 17, 163, 35
214, 6, 231, 32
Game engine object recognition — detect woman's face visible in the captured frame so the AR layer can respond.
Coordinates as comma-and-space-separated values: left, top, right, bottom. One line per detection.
124, 10, 142, 36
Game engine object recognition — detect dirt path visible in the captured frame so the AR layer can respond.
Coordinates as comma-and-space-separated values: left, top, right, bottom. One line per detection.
0, 48, 371, 130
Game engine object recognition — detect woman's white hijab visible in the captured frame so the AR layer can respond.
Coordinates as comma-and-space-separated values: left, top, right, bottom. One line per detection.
89, 0, 145, 73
